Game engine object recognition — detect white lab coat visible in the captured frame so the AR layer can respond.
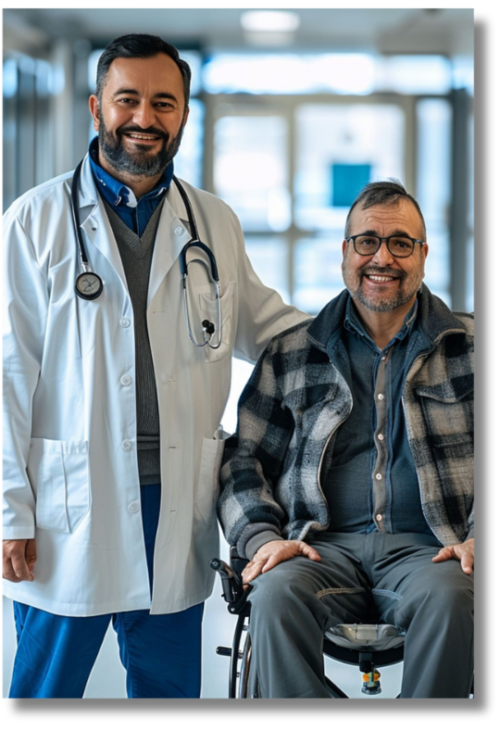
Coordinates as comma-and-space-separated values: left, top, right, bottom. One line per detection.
2, 155, 308, 616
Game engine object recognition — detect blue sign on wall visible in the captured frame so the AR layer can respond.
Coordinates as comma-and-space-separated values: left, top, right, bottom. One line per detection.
332, 163, 372, 207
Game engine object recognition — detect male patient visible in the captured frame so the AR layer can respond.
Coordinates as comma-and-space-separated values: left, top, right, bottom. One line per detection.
218, 180, 473, 698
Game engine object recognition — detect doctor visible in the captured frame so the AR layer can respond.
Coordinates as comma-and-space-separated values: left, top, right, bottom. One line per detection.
2, 34, 308, 698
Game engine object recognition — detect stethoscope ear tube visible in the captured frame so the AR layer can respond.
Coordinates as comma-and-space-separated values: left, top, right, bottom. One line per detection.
71, 160, 88, 266
72, 160, 104, 300
175, 178, 222, 349
180, 241, 219, 282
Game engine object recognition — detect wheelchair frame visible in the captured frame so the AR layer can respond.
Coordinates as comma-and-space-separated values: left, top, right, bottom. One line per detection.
211, 552, 406, 699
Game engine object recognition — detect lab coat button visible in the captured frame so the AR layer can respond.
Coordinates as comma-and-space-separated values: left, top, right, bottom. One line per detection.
120, 318, 131, 328
122, 440, 133, 451
120, 375, 132, 386
128, 502, 140, 514
174, 226, 184, 235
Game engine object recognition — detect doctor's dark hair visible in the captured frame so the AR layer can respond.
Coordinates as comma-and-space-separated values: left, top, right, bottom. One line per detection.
95, 34, 191, 106
344, 179, 427, 241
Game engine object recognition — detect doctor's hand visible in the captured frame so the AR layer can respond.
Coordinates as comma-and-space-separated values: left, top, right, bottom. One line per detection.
3, 539, 37, 582
242, 540, 321, 587
432, 537, 474, 575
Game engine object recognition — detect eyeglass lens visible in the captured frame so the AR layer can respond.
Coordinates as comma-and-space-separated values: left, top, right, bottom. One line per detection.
353, 236, 414, 257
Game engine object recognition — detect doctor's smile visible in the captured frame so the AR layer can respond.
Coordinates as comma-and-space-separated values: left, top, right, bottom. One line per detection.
123, 131, 165, 144
121, 126, 167, 142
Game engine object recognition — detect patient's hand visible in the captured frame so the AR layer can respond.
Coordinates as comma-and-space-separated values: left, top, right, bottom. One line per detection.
432, 537, 474, 575
242, 540, 321, 586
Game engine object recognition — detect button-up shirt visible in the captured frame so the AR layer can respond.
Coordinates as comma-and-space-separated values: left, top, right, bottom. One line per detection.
88, 136, 174, 236
323, 297, 433, 535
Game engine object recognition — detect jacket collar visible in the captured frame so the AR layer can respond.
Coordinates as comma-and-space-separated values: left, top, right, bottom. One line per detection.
306, 284, 467, 352
415, 283, 468, 342
306, 289, 350, 352
165, 177, 191, 226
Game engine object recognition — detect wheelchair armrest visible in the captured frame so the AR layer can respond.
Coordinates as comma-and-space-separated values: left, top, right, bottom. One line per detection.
210, 551, 252, 615
210, 558, 242, 603
230, 546, 249, 579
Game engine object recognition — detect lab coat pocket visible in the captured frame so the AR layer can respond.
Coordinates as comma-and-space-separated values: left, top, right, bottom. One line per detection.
198, 281, 234, 363
27, 438, 90, 533
195, 434, 226, 524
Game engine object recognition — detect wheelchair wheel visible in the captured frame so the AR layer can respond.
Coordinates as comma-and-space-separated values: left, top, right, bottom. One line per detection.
237, 632, 259, 698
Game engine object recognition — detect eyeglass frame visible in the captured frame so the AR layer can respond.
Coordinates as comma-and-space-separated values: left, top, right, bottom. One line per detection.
345, 234, 426, 259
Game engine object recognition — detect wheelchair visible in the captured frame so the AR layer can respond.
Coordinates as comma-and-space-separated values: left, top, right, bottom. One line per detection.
211, 548, 406, 699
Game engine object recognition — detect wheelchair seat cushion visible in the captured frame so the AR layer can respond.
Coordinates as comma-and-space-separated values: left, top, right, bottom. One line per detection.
325, 623, 405, 651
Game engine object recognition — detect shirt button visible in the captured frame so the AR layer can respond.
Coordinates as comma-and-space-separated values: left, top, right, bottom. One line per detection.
377, 433, 385, 441
128, 502, 140, 514
120, 375, 132, 386
376, 514, 383, 522
375, 473, 382, 480
377, 393, 384, 401
174, 226, 184, 235
122, 440, 133, 451
120, 318, 131, 328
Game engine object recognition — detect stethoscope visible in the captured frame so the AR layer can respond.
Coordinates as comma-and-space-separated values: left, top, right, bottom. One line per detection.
71, 159, 222, 349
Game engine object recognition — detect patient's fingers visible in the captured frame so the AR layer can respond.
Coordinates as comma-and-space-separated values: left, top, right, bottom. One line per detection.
431, 537, 474, 574
242, 540, 321, 582
261, 542, 319, 571
298, 543, 321, 562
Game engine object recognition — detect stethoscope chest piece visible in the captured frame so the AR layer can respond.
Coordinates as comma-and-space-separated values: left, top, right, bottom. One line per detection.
75, 270, 104, 300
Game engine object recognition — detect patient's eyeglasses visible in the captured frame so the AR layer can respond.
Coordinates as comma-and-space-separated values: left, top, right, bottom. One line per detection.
346, 235, 425, 259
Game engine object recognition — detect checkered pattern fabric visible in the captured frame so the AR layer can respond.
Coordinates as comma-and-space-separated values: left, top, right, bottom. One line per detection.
218, 286, 474, 558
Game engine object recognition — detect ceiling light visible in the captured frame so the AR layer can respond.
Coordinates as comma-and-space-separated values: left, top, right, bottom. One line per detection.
244, 31, 295, 47
240, 11, 300, 33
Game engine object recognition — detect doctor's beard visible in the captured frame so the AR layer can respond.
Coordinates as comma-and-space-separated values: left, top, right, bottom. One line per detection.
98, 115, 184, 178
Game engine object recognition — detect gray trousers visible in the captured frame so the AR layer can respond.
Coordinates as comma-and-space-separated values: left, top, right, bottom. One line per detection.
248, 532, 473, 698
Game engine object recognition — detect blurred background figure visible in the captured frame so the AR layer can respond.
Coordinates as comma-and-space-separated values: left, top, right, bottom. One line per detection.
3, 7, 473, 698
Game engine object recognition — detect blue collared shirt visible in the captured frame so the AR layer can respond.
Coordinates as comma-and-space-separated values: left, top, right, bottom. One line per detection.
88, 136, 174, 237
323, 296, 433, 535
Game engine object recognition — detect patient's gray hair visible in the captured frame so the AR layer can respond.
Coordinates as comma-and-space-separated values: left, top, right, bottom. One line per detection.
344, 179, 427, 241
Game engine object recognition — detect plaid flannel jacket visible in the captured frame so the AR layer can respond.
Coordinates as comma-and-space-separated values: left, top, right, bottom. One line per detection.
218, 285, 474, 559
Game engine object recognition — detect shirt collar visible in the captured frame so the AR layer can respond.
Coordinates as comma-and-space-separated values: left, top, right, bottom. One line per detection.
344, 296, 419, 349
88, 136, 174, 209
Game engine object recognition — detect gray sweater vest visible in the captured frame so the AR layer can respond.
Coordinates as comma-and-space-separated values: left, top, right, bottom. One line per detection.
104, 200, 163, 485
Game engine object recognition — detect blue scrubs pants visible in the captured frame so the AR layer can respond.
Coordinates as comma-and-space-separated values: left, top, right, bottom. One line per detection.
9, 485, 204, 699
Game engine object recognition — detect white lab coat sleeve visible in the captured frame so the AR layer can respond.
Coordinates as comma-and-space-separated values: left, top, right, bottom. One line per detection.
231, 212, 310, 363
3, 213, 49, 539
